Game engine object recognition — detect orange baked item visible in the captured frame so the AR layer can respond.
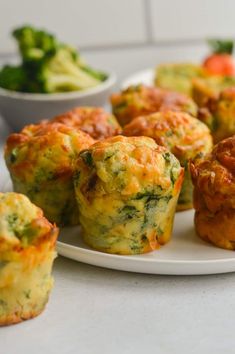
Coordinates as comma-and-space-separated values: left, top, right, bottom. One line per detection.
51, 106, 122, 140
0, 192, 58, 326
123, 111, 213, 210
110, 84, 197, 126
190, 136, 235, 250
74, 135, 184, 255
5, 123, 95, 225
193, 85, 235, 143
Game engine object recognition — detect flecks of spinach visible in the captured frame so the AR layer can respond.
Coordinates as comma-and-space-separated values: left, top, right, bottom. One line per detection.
121, 205, 137, 220
80, 151, 93, 167
163, 152, 171, 163
10, 148, 18, 163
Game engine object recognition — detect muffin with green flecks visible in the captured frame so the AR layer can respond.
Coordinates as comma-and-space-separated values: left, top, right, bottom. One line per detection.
74, 135, 184, 255
123, 111, 213, 210
0, 192, 58, 326
4, 122, 95, 225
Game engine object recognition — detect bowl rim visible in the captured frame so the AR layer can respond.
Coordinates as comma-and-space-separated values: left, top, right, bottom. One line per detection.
0, 71, 116, 101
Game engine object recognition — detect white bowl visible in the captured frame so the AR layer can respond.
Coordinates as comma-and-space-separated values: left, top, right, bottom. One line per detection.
0, 72, 116, 131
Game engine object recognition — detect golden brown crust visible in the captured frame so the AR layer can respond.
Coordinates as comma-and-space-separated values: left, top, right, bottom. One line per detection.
123, 111, 212, 162
5, 123, 95, 225
124, 111, 212, 211
0, 306, 46, 326
193, 82, 235, 143
74, 135, 183, 255
110, 85, 197, 126
51, 107, 122, 140
190, 136, 235, 249
0, 192, 58, 326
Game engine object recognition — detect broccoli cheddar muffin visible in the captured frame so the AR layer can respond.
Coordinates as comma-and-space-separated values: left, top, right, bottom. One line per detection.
110, 84, 197, 126
0, 192, 58, 326
194, 86, 235, 143
5, 123, 95, 226
51, 106, 122, 140
155, 63, 206, 95
74, 136, 184, 255
190, 136, 235, 250
123, 111, 213, 210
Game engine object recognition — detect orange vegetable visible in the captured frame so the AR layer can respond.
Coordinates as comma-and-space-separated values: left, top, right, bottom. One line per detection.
203, 39, 235, 76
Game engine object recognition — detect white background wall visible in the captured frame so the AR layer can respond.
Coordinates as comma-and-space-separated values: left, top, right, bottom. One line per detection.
0, 0, 235, 83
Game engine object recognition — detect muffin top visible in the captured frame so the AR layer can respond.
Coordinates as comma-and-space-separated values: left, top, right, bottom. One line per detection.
0, 192, 57, 251
123, 111, 213, 164
212, 87, 235, 142
5, 122, 95, 183
110, 84, 197, 126
75, 135, 183, 198
190, 136, 235, 212
193, 84, 235, 142
192, 76, 235, 107
155, 63, 206, 95
51, 107, 122, 140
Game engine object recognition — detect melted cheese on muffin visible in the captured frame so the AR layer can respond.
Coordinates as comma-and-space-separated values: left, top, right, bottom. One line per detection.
190, 137, 235, 250
5, 123, 95, 225
123, 111, 213, 210
110, 84, 197, 126
0, 192, 58, 326
74, 136, 183, 254
51, 106, 122, 140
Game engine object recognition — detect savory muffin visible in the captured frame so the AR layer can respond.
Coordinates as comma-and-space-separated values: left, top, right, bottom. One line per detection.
190, 136, 235, 250
74, 135, 184, 255
110, 84, 197, 126
0, 192, 58, 326
5, 123, 95, 226
155, 63, 206, 95
194, 86, 235, 143
192, 76, 235, 108
51, 106, 122, 140
123, 111, 213, 210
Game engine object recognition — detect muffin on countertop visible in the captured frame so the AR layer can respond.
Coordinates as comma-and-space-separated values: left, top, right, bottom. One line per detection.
51, 106, 122, 140
0, 192, 58, 326
74, 135, 184, 255
190, 136, 235, 250
5, 123, 95, 226
110, 84, 197, 126
123, 111, 213, 211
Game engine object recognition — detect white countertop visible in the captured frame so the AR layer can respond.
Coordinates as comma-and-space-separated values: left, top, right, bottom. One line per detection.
0, 116, 235, 354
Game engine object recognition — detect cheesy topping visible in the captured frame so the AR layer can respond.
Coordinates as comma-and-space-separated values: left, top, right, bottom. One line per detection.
74, 136, 183, 254
110, 84, 197, 126
51, 106, 122, 140
124, 111, 213, 210
5, 123, 95, 225
0, 192, 54, 249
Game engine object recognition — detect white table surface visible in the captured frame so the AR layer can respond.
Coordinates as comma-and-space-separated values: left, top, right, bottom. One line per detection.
1, 116, 235, 354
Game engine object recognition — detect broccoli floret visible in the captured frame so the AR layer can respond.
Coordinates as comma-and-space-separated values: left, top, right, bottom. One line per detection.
13, 25, 58, 63
37, 47, 103, 93
0, 25, 108, 93
0, 65, 27, 91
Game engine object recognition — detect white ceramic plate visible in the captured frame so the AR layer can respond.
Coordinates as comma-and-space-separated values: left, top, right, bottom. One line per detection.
121, 68, 154, 89
2, 176, 235, 275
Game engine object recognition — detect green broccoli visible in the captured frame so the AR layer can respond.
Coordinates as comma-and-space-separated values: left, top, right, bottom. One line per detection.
37, 47, 104, 93
0, 25, 108, 93
12, 26, 58, 63
0, 65, 27, 91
